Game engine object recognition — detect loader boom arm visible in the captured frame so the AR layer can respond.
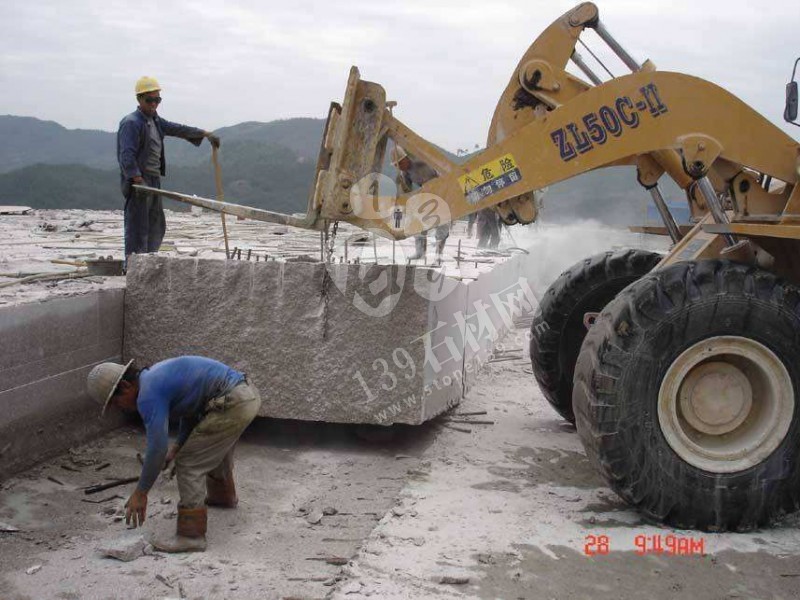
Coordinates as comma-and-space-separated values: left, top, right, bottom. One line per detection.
142, 2, 799, 245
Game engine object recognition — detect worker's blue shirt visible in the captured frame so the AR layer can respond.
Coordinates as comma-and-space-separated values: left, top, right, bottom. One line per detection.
136, 356, 245, 492
117, 108, 206, 182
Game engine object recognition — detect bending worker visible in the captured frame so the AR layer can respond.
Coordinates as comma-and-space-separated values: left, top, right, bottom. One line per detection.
87, 356, 261, 553
392, 145, 450, 261
117, 76, 221, 258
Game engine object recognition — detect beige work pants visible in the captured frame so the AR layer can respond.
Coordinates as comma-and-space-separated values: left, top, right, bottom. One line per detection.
174, 382, 261, 507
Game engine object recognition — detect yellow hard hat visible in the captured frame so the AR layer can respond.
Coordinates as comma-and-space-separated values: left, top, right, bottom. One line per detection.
135, 76, 161, 95
391, 144, 408, 167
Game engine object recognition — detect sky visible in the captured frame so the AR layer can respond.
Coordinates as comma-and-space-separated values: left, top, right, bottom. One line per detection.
1, 0, 798, 151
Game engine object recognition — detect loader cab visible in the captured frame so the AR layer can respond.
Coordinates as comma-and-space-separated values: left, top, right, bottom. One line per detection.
786, 57, 799, 124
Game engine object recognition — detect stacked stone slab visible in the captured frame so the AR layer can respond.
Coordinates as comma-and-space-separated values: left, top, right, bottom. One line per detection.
124, 254, 537, 425
0, 290, 126, 479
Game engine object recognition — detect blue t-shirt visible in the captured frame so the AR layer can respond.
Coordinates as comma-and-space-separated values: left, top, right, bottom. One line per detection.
136, 356, 244, 492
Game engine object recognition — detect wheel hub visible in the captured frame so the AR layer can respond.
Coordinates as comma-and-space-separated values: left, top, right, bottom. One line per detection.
679, 362, 752, 435
658, 336, 794, 473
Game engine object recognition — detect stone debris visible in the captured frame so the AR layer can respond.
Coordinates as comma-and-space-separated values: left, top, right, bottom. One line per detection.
98, 534, 148, 562
26, 564, 42, 575
391, 506, 406, 517
322, 506, 338, 516
438, 575, 470, 585
306, 508, 324, 524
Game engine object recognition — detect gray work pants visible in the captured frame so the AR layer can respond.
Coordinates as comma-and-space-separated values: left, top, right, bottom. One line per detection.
175, 382, 262, 508
122, 173, 165, 256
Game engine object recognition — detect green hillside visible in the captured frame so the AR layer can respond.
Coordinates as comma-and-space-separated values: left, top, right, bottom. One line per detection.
0, 116, 114, 173
0, 114, 678, 226
0, 115, 326, 172
0, 140, 317, 214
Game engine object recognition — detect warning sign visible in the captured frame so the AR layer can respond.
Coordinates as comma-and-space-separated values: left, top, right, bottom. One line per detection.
458, 153, 522, 205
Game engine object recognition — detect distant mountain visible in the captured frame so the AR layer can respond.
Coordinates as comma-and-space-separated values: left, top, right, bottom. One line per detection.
0, 114, 686, 226
0, 115, 326, 214
213, 119, 325, 162
0, 115, 326, 174
542, 166, 686, 226
164, 118, 326, 167
0, 164, 117, 210
0, 140, 317, 214
0, 116, 115, 173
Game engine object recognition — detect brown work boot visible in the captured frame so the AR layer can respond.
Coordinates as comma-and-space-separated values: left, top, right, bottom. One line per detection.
149, 506, 207, 553
206, 474, 238, 508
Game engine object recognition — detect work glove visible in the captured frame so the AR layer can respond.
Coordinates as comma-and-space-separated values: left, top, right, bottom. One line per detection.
205, 132, 221, 149
125, 488, 148, 527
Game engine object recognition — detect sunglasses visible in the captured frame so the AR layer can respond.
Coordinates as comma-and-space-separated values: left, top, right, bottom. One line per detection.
143, 96, 162, 105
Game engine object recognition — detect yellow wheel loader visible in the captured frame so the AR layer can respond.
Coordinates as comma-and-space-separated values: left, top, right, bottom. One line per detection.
140, 3, 800, 531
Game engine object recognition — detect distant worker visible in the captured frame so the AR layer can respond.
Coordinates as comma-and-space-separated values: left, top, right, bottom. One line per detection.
117, 77, 221, 258
476, 208, 501, 249
392, 145, 450, 261
87, 356, 261, 553
467, 211, 477, 238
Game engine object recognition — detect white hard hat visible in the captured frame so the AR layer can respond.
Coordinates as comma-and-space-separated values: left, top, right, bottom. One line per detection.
86, 359, 134, 417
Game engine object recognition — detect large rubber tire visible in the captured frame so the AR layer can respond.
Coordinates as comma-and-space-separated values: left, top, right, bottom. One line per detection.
530, 249, 662, 423
574, 260, 800, 531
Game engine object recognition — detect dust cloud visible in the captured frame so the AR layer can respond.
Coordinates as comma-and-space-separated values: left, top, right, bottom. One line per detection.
504, 220, 669, 296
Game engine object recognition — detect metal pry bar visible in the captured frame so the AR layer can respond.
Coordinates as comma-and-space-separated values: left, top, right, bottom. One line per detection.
133, 185, 324, 230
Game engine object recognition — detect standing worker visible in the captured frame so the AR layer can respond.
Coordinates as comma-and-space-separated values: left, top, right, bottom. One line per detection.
117, 77, 221, 258
86, 356, 262, 553
392, 145, 450, 261
476, 208, 501, 249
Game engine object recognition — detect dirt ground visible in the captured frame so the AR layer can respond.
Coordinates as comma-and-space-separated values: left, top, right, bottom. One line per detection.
2, 321, 799, 600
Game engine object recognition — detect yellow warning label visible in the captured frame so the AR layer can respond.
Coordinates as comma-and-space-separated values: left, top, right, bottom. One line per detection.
458, 153, 522, 204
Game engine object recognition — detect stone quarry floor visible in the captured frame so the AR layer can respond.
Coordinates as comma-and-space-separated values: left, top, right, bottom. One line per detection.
2, 322, 800, 600
0, 207, 668, 309
0, 208, 525, 308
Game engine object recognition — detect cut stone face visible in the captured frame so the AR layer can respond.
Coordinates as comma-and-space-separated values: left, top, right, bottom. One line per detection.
124, 254, 535, 425
0, 289, 126, 479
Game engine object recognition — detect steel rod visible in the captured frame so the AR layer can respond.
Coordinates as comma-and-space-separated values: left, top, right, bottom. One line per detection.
696, 177, 736, 246
570, 50, 603, 85
577, 40, 614, 79
594, 20, 641, 72
648, 185, 683, 244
